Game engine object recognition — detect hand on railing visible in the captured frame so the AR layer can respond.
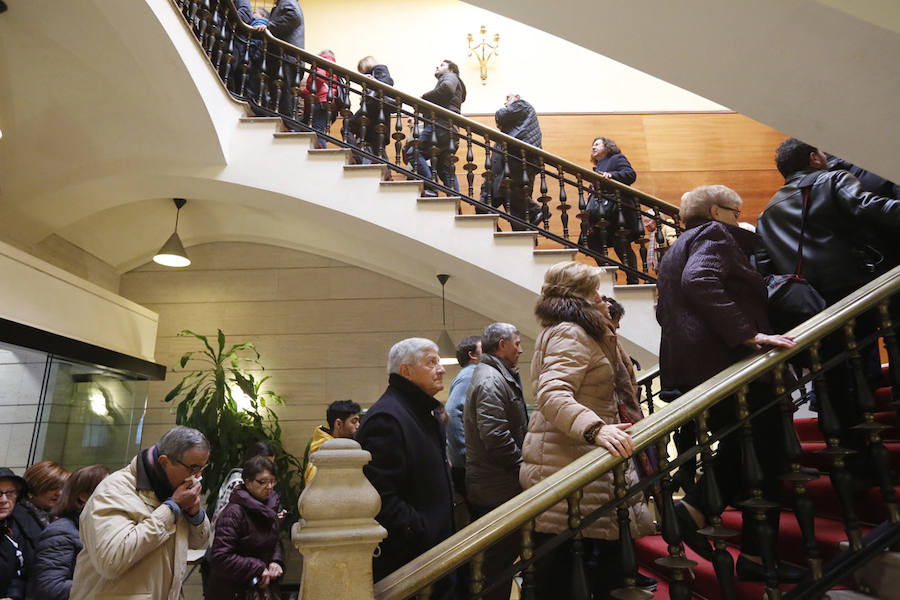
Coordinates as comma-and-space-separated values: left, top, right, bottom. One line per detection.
741, 333, 796, 351
588, 422, 635, 458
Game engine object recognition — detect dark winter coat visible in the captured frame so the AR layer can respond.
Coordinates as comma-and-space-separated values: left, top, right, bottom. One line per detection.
10, 501, 42, 565
268, 0, 304, 56
588, 153, 642, 240
463, 353, 528, 508
0, 516, 30, 600
350, 64, 395, 145
495, 99, 542, 148
33, 516, 80, 600
356, 374, 455, 584
422, 71, 466, 115
208, 486, 283, 600
756, 168, 900, 302
656, 219, 771, 391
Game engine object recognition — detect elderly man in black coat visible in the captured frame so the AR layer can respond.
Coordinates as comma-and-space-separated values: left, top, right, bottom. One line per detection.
357, 338, 456, 600
480, 94, 544, 229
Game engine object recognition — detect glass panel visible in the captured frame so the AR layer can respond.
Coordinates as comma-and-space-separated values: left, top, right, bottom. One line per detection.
34, 357, 148, 470
0, 341, 47, 470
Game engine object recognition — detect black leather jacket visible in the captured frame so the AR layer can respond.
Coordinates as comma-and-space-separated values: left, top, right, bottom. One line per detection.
756, 169, 900, 300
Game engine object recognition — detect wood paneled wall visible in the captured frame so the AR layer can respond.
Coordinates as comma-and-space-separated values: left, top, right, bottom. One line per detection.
462, 111, 787, 225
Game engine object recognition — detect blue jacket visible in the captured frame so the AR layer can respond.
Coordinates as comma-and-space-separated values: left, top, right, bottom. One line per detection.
446, 363, 476, 468
33, 516, 80, 600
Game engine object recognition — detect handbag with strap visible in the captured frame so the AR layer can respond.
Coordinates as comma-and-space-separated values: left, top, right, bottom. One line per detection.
765, 172, 827, 332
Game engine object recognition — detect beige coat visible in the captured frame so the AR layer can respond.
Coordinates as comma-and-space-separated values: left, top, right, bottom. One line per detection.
520, 321, 654, 540
70, 457, 210, 600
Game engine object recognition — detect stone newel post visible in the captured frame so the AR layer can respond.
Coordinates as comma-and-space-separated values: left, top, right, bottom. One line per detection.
293, 438, 387, 600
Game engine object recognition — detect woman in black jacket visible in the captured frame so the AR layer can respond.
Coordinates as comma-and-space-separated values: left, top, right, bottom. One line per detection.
584, 137, 643, 282
32, 464, 107, 600
0, 468, 28, 600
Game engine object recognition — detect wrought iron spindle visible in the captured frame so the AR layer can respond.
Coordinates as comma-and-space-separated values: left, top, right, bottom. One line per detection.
428, 110, 440, 187
236, 29, 251, 96
323, 66, 335, 137
519, 148, 532, 225
271, 48, 287, 113
878, 300, 900, 407
357, 83, 369, 144
845, 319, 900, 522
411, 111, 421, 177
520, 519, 536, 600
374, 90, 386, 159
775, 367, 822, 579
576, 175, 588, 245
695, 410, 737, 600
464, 129, 476, 199
610, 464, 653, 600
808, 342, 863, 550
256, 38, 269, 106
643, 379, 654, 416
536, 163, 550, 231
557, 167, 569, 237
469, 551, 485, 598
500, 142, 512, 219
654, 436, 696, 600
483, 135, 494, 208
734, 385, 781, 599
393, 103, 405, 168
566, 489, 591, 600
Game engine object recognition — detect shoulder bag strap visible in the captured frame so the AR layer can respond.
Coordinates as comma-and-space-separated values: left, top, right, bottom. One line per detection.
794, 171, 820, 277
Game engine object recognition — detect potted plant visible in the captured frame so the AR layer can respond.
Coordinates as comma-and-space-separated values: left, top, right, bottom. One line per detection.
164, 329, 303, 518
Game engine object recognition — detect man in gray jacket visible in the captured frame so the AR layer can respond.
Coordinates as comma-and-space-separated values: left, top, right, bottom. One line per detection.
463, 322, 526, 600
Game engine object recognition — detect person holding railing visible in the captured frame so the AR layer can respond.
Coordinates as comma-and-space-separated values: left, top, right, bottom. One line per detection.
655, 185, 804, 583
584, 137, 643, 283
257, 0, 304, 116
521, 261, 656, 599
346, 56, 395, 164
416, 60, 466, 194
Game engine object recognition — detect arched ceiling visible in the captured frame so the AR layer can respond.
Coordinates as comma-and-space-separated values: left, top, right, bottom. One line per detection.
464, 0, 900, 183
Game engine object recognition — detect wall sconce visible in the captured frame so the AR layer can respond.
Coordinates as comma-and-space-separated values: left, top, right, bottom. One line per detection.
467, 25, 500, 85
153, 198, 191, 268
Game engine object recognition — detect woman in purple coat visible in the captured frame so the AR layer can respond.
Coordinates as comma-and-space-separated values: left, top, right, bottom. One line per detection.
208, 456, 284, 599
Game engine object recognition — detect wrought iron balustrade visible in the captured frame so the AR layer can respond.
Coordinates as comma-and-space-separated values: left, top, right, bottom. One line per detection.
174, 0, 682, 284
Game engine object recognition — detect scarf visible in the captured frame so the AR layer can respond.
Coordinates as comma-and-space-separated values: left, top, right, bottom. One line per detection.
140, 446, 175, 503
647, 231, 659, 272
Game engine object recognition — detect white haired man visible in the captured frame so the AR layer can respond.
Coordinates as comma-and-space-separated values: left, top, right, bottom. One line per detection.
70, 426, 211, 600
357, 337, 455, 600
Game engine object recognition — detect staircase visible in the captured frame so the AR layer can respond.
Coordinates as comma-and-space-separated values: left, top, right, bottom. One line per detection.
635, 365, 900, 599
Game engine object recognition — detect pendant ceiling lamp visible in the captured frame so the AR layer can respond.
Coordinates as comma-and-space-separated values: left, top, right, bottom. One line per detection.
153, 198, 191, 268
436, 274, 457, 365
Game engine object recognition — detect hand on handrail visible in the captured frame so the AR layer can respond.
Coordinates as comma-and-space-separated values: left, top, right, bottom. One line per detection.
742, 332, 796, 351
596, 423, 635, 458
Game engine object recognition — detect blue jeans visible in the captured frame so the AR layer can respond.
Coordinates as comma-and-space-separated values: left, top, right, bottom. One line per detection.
310, 103, 329, 148
417, 123, 459, 193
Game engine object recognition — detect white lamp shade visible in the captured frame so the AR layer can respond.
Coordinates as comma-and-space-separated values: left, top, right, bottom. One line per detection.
153, 232, 191, 267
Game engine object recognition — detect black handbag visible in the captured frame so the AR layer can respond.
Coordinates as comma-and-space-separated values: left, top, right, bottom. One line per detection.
765, 176, 827, 332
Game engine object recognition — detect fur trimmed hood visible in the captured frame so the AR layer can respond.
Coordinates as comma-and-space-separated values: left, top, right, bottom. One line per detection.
534, 295, 612, 342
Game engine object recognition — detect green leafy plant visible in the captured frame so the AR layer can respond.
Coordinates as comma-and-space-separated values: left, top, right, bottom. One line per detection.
164, 329, 303, 519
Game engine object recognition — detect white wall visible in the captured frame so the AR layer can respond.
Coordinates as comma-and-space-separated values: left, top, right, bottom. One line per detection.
302, 0, 726, 114
0, 240, 160, 362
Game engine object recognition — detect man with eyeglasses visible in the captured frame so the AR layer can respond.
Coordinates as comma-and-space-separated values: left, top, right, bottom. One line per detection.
70, 426, 211, 600
0, 467, 28, 600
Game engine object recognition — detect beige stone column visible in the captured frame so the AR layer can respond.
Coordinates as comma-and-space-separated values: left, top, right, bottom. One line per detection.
293, 438, 387, 600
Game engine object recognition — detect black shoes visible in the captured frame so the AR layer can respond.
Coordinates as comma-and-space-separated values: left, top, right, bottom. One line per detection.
673, 501, 714, 561
736, 555, 807, 583
635, 572, 658, 592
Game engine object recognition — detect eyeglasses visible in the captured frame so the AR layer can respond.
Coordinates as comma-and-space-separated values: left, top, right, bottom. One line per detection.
174, 459, 208, 474
252, 479, 277, 488
717, 204, 741, 218
0, 490, 17, 499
